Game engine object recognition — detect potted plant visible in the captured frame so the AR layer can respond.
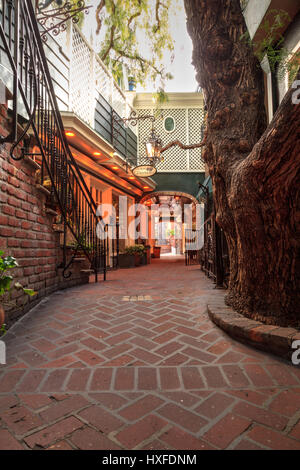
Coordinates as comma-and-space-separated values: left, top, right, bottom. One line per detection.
145, 245, 151, 264
124, 245, 145, 266
118, 250, 135, 268
153, 245, 161, 258
0, 251, 37, 334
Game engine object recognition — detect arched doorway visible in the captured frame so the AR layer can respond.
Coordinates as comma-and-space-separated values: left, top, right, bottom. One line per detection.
140, 191, 202, 259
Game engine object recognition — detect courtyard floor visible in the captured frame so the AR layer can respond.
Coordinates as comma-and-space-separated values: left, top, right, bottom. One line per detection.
1, 256, 300, 450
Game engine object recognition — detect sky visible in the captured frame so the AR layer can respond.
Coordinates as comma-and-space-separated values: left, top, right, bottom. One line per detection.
82, 1, 198, 93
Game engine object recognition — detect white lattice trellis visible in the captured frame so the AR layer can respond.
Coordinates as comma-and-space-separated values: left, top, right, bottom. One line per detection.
70, 29, 93, 125
188, 108, 205, 171
95, 59, 111, 104
137, 107, 205, 172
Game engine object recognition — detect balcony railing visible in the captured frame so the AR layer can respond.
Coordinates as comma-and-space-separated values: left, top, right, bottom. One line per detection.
42, 22, 137, 165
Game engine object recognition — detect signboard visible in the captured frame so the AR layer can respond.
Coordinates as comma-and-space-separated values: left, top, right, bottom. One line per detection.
132, 165, 157, 177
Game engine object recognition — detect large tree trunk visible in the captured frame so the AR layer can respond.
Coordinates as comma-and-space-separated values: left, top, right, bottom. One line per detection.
184, 0, 300, 327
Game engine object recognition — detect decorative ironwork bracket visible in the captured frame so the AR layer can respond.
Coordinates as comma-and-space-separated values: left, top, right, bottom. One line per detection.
36, 0, 92, 42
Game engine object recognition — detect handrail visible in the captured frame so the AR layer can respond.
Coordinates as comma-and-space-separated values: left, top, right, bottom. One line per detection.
0, 0, 106, 280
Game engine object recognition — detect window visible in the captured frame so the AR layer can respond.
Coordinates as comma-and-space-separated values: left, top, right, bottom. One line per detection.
164, 116, 175, 133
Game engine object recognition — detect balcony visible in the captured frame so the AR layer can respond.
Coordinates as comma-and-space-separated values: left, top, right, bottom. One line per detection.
0, 13, 137, 166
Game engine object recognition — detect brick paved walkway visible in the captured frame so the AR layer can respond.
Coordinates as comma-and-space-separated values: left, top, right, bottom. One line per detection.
1, 256, 300, 450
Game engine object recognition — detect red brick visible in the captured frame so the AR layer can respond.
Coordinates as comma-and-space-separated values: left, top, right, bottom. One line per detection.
90, 368, 113, 390
0, 370, 26, 392
80, 333, 107, 351
66, 369, 91, 391
221, 365, 251, 388
233, 439, 264, 450
75, 349, 104, 366
160, 353, 189, 366
290, 420, 300, 440
131, 348, 161, 364
159, 367, 180, 390
104, 354, 134, 366
78, 405, 124, 432
155, 342, 182, 357
40, 355, 76, 368
265, 364, 299, 386
236, 401, 288, 431
116, 414, 167, 449
16, 369, 47, 392
30, 338, 56, 353
70, 426, 121, 450
0, 395, 19, 412
202, 366, 228, 388
18, 394, 52, 410
176, 326, 202, 337
243, 364, 275, 387
182, 347, 216, 363
160, 426, 215, 450
138, 368, 158, 390
89, 392, 128, 410
0, 405, 43, 435
119, 395, 164, 421
247, 425, 300, 450
47, 440, 73, 450
226, 389, 267, 406
195, 392, 235, 419
153, 331, 179, 344
131, 325, 155, 338
41, 369, 70, 392
25, 416, 83, 448
40, 395, 89, 422
0, 430, 24, 450
203, 413, 251, 449
102, 343, 132, 359
181, 367, 205, 389
159, 403, 207, 433
114, 368, 135, 390
269, 390, 300, 417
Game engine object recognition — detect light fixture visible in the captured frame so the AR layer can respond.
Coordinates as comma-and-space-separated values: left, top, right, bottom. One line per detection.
112, 166, 118, 170
93, 151, 101, 156
65, 131, 75, 137
129, 176, 135, 180
145, 129, 163, 165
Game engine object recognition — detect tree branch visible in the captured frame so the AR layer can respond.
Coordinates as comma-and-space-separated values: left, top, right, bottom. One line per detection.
113, 47, 164, 76
95, 0, 105, 35
101, 25, 116, 62
161, 139, 206, 153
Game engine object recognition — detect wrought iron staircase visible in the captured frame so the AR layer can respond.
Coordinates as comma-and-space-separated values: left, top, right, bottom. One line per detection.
0, 0, 107, 280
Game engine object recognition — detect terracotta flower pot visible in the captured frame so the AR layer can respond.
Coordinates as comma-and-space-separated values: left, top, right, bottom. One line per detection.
0, 305, 5, 329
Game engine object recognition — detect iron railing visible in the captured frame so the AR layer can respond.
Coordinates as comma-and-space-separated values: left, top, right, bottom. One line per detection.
184, 229, 201, 265
0, 0, 106, 280
200, 213, 229, 287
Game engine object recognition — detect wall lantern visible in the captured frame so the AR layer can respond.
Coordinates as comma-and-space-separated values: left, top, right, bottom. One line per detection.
145, 129, 163, 164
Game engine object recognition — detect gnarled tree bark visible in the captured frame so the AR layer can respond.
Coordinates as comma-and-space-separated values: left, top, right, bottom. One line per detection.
184, 0, 300, 327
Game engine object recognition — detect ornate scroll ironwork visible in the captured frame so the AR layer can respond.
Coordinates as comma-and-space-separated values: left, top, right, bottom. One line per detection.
36, 0, 91, 42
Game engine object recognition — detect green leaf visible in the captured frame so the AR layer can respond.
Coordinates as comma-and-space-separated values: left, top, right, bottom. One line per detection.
23, 289, 37, 297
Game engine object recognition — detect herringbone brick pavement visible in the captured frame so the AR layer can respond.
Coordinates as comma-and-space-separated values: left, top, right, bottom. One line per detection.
0, 257, 300, 450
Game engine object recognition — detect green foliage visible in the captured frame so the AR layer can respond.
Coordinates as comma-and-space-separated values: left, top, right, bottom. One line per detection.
124, 244, 146, 255
95, 0, 178, 88
241, 9, 300, 82
0, 251, 37, 304
0, 323, 6, 338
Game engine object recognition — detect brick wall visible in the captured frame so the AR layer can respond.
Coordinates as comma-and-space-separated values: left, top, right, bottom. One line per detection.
0, 104, 90, 327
